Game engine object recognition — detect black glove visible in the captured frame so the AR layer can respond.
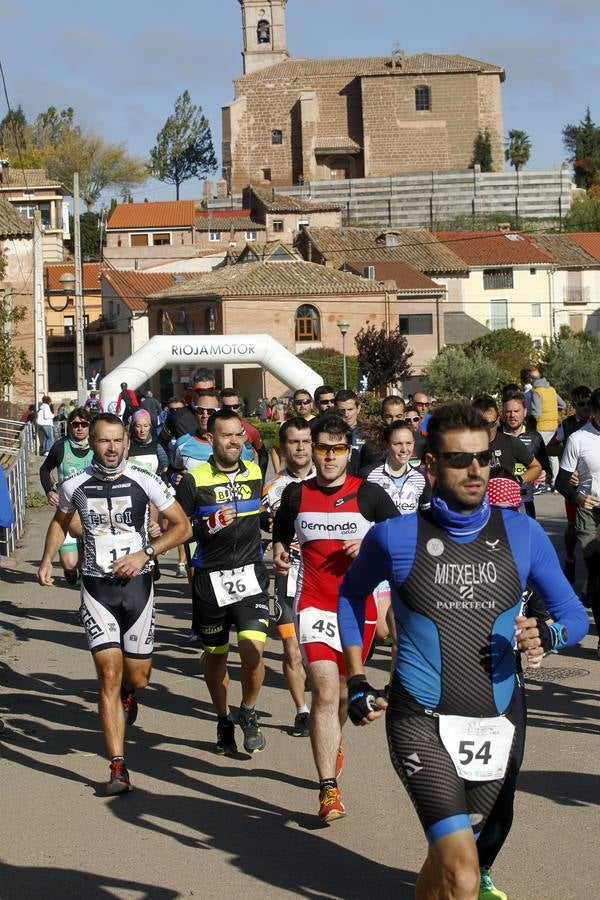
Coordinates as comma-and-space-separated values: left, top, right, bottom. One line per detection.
347, 675, 384, 725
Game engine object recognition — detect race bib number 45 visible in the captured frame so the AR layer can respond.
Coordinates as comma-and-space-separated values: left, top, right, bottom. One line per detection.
210, 565, 261, 608
95, 532, 142, 575
298, 607, 342, 653
439, 714, 515, 782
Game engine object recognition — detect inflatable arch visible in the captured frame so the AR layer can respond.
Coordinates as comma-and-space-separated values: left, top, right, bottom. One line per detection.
99, 334, 323, 410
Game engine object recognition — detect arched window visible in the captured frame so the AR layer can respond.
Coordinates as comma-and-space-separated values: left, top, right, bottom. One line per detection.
295, 304, 320, 342
257, 19, 270, 44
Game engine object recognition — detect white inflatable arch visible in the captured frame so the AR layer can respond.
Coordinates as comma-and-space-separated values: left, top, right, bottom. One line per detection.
99, 334, 323, 410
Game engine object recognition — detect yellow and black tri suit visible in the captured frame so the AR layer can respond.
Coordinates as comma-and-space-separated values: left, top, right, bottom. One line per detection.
176, 457, 269, 654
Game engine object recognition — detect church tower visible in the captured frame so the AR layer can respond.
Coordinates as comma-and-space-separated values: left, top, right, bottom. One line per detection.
239, 0, 289, 75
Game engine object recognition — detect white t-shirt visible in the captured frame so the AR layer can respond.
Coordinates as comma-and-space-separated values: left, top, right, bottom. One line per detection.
561, 421, 600, 497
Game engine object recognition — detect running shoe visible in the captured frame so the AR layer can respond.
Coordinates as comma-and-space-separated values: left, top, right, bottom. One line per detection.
106, 759, 132, 795
335, 743, 344, 780
479, 866, 507, 900
318, 786, 346, 823
291, 712, 310, 737
563, 558, 576, 585
121, 689, 138, 726
238, 706, 266, 753
216, 719, 237, 755
175, 564, 187, 578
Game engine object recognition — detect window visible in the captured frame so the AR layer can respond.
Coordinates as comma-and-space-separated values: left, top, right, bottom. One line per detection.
530, 268, 537, 275
295, 305, 321, 342
257, 19, 270, 43
385, 232, 399, 247
262, 168, 272, 181
64, 316, 74, 336
399, 314, 433, 335
17, 201, 51, 226
130, 233, 149, 247
483, 268, 513, 290
271, 129, 283, 145
415, 86, 430, 111
48, 351, 75, 391
245, 230, 257, 241
209, 231, 222, 242
272, 220, 284, 233
531, 303, 542, 318
153, 232, 171, 246
490, 299, 509, 330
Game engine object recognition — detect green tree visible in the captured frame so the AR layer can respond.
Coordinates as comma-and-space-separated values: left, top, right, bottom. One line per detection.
540, 328, 600, 396
471, 129, 493, 172
504, 129, 531, 171
149, 91, 217, 199
297, 347, 359, 393
463, 328, 536, 386
66, 211, 101, 260
354, 324, 413, 396
424, 347, 500, 401
564, 194, 600, 231
562, 107, 600, 190
0, 289, 33, 396
0, 106, 28, 157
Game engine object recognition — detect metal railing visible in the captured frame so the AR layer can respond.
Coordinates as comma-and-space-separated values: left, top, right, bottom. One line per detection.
0, 419, 35, 557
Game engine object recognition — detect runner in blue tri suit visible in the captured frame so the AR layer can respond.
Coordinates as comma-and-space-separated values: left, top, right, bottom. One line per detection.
338, 402, 588, 900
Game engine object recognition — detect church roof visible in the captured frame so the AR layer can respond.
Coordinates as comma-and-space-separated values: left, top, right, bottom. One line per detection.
236, 53, 505, 83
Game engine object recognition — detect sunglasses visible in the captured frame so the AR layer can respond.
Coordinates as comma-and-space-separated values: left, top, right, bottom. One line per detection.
223, 403, 241, 410
440, 450, 492, 468
295, 399, 312, 406
71, 421, 89, 428
318, 399, 335, 406
196, 406, 220, 415
313, 442, 349, 457
404, 416, 420, 423
576, 400, 590, 407
415, 401, 429, 408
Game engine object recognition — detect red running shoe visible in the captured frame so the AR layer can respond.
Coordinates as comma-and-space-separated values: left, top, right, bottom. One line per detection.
121, 689, 138, 726
106, 758, 132, 795
318, 786, 346, 823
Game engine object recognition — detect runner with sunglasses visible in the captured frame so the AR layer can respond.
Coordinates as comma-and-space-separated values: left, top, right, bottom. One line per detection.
473, 395, 542, 491
221, 388, 268, 478
338, 402, 588, 900
273, 413, 399, 823
39, 407, 94, 584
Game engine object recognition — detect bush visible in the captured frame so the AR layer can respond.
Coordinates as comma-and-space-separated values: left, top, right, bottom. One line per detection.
424, 347, 501, 401
248, 419, 281, 450
297, 347, 359, 392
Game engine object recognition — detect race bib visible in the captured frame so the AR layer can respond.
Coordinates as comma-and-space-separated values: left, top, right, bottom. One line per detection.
209, 564, 261, 608
95, 532, 143, 575
438, 714, 515, 782
298, 607, 342, 652
286, 559, 299, 598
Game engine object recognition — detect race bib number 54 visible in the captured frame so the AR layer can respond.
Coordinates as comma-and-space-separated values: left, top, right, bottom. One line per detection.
439, 714, 515, 782
298, 607, 342, 653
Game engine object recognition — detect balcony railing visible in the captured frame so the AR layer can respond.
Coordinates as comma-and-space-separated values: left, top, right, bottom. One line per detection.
563, 286, 590, 305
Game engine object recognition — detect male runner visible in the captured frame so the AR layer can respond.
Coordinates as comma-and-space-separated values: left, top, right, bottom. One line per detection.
335, 389, 366, 475
359, 395, 407, 469
314, 384, 336, 415
37, 414, 191, 794
261, 417, 315, 737
273, 414, 398, 822
473, 396, 542, 487
39, 407, 94, 584
338, 402, 588, 900
221, 387, 268, 477
501, 389, 552, 518
271, 388, 316, 470
553, 386, 591, 582
176, 409, 269, 755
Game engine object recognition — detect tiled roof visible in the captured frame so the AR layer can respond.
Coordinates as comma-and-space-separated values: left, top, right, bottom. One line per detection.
435, 231, 555, 266
344, 258, 443, 292
0, 197, 32, 237
303, 226, 467, 273
147, 261, 384, 301
237, 53, 504, 83
107, 201, 196, 230
0, 167, 64, 190
250, 186, 341, 214
45, 262, 101, 292
444, 311, 490, 344
103, 270, 196, 311
196, 208, 253, 219
567, 232, 600, 264
230, 241, 302, 263
195, 216, 265, 232
531, 234, 599, 268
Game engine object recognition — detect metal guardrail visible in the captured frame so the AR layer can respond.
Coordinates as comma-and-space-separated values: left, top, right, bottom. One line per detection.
0, 419, 35, 558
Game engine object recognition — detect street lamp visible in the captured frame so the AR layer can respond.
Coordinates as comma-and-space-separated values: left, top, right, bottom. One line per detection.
59, 271, 86, 403
337, 319, 350, 389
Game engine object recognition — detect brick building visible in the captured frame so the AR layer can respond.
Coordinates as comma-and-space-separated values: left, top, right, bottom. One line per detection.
0, 199, 33, 404
223, 0, 505, 192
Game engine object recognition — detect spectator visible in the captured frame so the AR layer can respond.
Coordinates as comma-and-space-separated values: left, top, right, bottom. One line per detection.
37, 395, 55, 454
413, 391, 431, 435
84, 390, 104, 415
115, 382, 139, 422
529, 366, 566, 486
141, 389, 162, 427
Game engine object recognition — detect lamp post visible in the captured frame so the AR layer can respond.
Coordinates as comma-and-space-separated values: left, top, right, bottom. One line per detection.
58, 271, 86, 403
337, 319, 350, 389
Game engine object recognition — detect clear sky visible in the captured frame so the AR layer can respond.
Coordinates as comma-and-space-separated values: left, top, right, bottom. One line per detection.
1, 0, 598, 204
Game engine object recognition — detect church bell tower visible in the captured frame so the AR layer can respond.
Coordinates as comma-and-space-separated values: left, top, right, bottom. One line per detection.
239, 0, 289, 75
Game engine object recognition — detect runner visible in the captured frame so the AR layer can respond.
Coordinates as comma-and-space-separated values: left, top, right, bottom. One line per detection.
39, 407, 94, 584
272, 413, 398, 822
500, 389, 552, 518
473, 395, 542, 487
261, 417, 315, 737
338, 402, 588, 899
176, 409, 269, 755
359, 395, 406, 469
221, 387, 268, 477
335, 389, 366, 474
37, 413, 191, 794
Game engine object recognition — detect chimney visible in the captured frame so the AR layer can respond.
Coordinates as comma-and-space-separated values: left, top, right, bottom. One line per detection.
0, 159, 9, 184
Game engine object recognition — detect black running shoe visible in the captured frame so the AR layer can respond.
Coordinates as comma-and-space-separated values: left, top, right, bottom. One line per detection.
238, 707, 266, 753
121, 688, 138, 726
216, 719, 237, 755
291, 712, 310, 737
106, 759, 132, 795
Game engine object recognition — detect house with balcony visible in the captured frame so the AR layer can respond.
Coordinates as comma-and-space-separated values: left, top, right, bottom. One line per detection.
530, 234, 600, 335
0, 161, 68, 263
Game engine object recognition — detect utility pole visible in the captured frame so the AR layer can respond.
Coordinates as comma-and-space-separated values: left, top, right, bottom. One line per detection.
33, 211, 48, 411
73, 173, 87, 403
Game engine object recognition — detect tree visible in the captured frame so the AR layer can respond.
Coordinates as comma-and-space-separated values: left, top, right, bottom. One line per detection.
0, 106, 28, 157
564, 194, 600, 231
463, 328, 537, 387
471, 129, 493, 172
297, 347, 359, 393
505, 129, 531, 171
0, 289, 33, 396
562, 107, 600, 190
540, 329, 600, 397
149, 91, 217, 199
424, 347, 500, 401
67, 211, 102, 260
354, 324, 413, 396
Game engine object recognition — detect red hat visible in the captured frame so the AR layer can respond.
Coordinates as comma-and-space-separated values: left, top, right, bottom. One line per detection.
487, 477, 521, 509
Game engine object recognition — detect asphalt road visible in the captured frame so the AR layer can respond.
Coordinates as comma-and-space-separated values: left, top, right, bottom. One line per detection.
0, 492, 598, 900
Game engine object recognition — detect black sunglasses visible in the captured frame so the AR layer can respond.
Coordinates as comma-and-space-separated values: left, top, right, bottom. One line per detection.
70, 420, 89, 428
440, 450, 492, 469
223, 403, 241, 410
196, 406, 219, 415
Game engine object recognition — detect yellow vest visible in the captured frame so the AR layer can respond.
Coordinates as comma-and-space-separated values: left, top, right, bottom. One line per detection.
533, 385, 559, 431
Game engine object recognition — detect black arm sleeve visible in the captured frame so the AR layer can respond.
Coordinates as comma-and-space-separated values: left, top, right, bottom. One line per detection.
533, 432, 553, 483
555, 467, 578, 504
175, 473, 197, 519
272, 482, 302, 547
39, 441, 63, 494
357, 481, 401, 522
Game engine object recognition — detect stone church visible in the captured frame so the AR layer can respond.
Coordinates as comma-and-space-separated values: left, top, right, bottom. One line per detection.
222, 0, 506, 192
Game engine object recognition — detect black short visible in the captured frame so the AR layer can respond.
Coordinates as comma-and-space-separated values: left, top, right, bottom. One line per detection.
80, 573, 154, 658
192, 562, 270, 653
385, 679, 525, 845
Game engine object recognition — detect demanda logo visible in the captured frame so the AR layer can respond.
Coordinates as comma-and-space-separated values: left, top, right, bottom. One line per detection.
172, 342, 257, 357
299, 519, 358, 535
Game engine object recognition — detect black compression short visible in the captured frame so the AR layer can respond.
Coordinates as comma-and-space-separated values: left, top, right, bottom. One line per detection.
192, 563, 270, 653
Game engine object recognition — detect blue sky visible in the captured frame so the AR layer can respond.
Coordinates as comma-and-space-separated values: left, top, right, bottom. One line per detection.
2, 0, 598, 204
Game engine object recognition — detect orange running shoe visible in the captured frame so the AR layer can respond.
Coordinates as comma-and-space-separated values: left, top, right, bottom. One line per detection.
318, 786, 346, 823
335, 743, 344, 780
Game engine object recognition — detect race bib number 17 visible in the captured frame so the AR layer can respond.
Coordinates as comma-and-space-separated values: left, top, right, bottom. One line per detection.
95, 532, 142, 575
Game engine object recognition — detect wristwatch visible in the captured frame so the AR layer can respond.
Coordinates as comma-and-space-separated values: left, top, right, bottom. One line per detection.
144, 545, 155, 559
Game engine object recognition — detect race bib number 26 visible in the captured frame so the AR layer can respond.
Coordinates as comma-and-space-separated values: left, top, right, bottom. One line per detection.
210, 565, 261, 608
